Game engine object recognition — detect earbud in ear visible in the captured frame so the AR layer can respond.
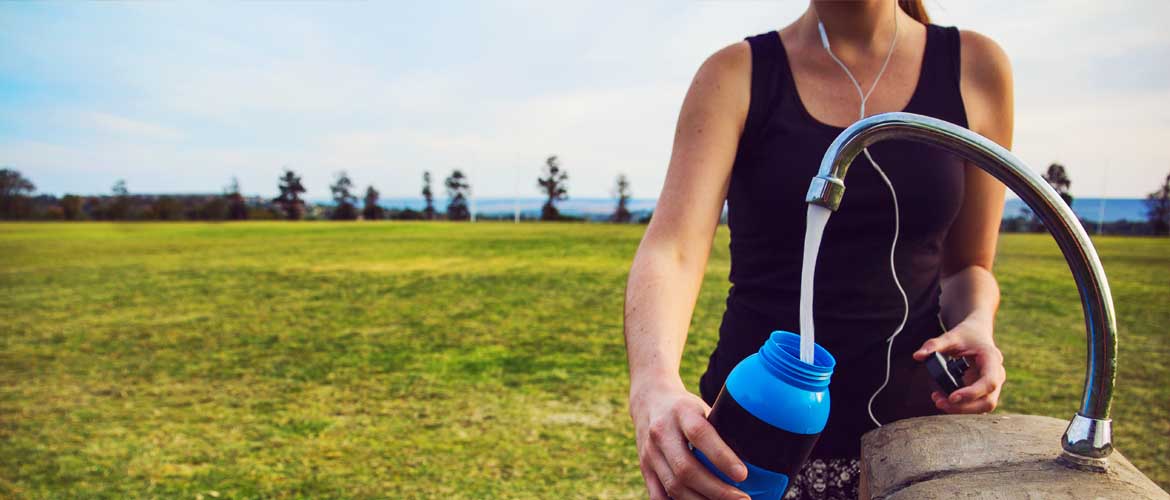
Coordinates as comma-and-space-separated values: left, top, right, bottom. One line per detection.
817, 21, 831, 50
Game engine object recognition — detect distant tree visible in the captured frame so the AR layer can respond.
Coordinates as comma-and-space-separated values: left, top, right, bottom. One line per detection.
1147, 171, 1170, 236
537, 155, 568, 221
0, 168, 36, 219
329, 171, 359, 220
82, 196, 103, 220
363, 185, 384, 220
152, 196, 182, 220
225, 177, 248, 220
61, 194, 83, 221
1025, 163, 1074, 232
107, 179, 132, 220
249, 204, 281, 220
422, 171, 436, 220
199, 196, 229, 220
611, 173, 632, 223
1042, 163, 1074, 207
445, 169, 471, 221
392, 207, 423, 220
43, 203, 64, 220
1015, 205, 1044, 233
273, 169, 306, 220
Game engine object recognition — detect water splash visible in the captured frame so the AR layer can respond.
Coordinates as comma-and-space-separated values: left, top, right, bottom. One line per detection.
800, 204, 832, 364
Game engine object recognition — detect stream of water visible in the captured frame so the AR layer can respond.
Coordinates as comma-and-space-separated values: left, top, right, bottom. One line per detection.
799, 204, 833, 364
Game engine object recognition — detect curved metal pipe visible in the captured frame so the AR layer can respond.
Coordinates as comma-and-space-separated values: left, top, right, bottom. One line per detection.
806, 112, 1117, 464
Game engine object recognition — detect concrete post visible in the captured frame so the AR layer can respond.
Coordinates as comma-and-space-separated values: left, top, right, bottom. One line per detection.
859, 414, 1167, 499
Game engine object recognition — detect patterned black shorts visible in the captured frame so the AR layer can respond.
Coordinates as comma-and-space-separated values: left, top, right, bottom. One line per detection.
783, 458, 860, 500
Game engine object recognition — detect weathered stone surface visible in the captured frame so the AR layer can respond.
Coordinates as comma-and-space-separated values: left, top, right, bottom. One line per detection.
884, 460, 1166, 499
859, 414, 1168, 499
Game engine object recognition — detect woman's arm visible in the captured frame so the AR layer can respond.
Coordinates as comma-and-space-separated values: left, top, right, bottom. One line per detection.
913, 30, 1013, 414
626, 41, 752, 500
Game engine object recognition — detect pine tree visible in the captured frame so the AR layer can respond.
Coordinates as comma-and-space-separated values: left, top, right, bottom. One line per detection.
363, 185, 384, 220
273, 169, 306, 220
108, 179, 131, 220
422, 171, 436, 220
537, 155, 568, 221
1042, 163, 1074, 206
612, 174, 632, 223
445, 170, 471, 221
1146, 171, 1170, 236
0, 168, 36, 219
226, 177, 248, 220
330, 171, 358, 220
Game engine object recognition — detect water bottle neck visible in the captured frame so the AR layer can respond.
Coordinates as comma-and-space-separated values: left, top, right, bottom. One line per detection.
758, 331, 835, 391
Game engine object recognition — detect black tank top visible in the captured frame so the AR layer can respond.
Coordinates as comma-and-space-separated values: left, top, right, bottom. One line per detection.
699, 25, 969, 458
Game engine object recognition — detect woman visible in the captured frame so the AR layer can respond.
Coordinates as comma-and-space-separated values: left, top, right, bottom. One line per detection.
624, 0, 1012, 499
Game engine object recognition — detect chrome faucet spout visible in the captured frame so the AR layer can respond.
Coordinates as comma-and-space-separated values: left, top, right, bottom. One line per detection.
806, 112, 1118, 465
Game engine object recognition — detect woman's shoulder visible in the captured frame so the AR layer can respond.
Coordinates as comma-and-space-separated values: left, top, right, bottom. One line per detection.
699, 40, 752, 78
684, 40, 753, 116
954, 28, 1014, 145
956, 28, 1012, 98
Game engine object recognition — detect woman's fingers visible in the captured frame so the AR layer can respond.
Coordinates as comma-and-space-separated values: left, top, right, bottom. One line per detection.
933, 391, 996, 413
677, 410, 748, 482
648, 446, 704, 500
931, 357, 1003, 414
949, 368, 1001, 404
634, 392, 753, 500
948, 347, 1004, 405
657, 424, 749, 500
915, 325, 1005, 413
639, 456, 670, 500
913, 331, 960, 361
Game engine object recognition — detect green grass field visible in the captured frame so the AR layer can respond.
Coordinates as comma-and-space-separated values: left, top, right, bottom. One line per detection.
1, 222, 1167, 498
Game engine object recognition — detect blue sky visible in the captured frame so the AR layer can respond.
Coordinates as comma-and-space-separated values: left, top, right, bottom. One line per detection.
2, 1, 1168, 199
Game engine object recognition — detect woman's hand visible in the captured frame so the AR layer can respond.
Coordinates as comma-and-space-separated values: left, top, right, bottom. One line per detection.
630, 379, 750, 500
912, 317, 1005, 414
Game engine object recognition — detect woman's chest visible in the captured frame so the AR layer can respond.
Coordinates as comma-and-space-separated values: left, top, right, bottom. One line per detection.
729, 124, 966, 245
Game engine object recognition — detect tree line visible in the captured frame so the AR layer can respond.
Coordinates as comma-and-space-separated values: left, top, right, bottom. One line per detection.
266, 156, 635, 222
2, 161, 1168, 234
0, 173, 256, 222
0, 155, 645, 223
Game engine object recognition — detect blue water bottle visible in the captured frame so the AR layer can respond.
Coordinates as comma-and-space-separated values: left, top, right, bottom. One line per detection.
694, 330, 836, 499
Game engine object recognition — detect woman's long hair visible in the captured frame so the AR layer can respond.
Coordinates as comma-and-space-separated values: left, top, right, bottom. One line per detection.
899, 0, 931, 24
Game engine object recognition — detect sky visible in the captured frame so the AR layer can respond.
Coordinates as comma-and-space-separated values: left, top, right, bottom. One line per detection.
1, 1, 1168, 200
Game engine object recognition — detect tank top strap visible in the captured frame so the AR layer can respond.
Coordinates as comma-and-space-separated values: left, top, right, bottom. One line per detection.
915, 24, 968, 128
933, 25, 964, 88
741, 32, 789, 147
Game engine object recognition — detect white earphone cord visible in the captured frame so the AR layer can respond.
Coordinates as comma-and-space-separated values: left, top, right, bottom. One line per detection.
817, 4, 909, 428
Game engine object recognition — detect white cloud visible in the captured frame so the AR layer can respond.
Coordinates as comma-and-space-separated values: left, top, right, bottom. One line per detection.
81, 111, 185, 141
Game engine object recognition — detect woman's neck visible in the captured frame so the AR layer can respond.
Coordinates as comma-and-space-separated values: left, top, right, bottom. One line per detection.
800, 0, 901, 54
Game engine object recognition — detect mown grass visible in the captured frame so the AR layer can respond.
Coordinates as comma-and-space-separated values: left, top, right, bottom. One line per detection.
0, 222, 1166, 498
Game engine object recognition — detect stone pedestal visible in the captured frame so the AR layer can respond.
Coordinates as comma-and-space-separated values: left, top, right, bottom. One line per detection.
859, 414, 1167, 499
